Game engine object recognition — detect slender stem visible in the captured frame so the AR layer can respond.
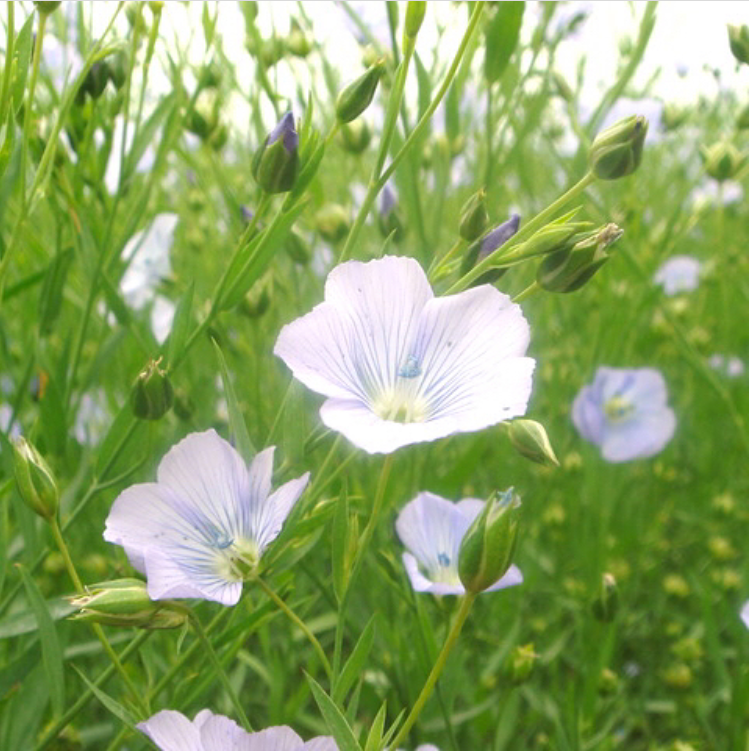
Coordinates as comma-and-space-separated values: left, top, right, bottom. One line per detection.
255, 577, 332, 680
0, 2, 14, 124
447, 171, 597, 293
189, 613, 252, 731
50, 519, 148, 715
513, 281, 540, 303
389, 593, 477, 750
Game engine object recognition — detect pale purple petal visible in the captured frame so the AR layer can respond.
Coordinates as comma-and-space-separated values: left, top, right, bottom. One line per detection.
242, 726, 305, 751
601, 407, 676, 462
199, 711, 251, 751
402, 552, 465, 596
253, 473, 310, 550
571, 384, 606, 444
484, 564, 524, 592
302, 738, 338, 751
137, 710, 202, 751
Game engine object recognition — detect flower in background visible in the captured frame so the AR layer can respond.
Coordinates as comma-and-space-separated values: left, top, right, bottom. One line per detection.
708, 354, 745, 378
572, 367, 676, 462
653, 255, 701, 295
138, 709, 337, 750
274, 256, 535, 454
395, 492, 523, 596
741, 601, 749, 629
73, 388, 110, 446
104, 430, 309, 605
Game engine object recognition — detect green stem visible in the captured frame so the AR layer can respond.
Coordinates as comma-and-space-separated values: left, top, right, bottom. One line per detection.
513, 281, 540, 303
255, 577, 332, 680
389, 593, 477, 750
447, 170, 596, 293
189, 613, 252, 731
50, 519, 148, 716
0, 2, 14, 124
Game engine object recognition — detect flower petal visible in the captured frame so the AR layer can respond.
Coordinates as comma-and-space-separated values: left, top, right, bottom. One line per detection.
484, 564, 524, 592
242, 726, 304, 751
571, 383, 605, 444
303, 738, 339, 751
402, 552, 465, 596
602, 407, 676, 462
274, 257, 432, 403
137, 710, 202, 751
198, 711, 251, 751
251, 472, 310, 550
741, 601, 749, 629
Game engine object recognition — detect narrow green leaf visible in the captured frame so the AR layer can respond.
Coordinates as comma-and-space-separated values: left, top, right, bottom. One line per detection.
122, 92, 177, 184
72, 665, 137, 730
38, 247, 74, 336
11, 15, 34, 114
363, 702, 388, 751
414, 52, 432, 123
99, 270, 132, 326
333, 614, 377, 704
484, 2, 525, 83
306, 674, 362, 751
39, 372, 67, 456
17, 563, 65, 717
0, 597, 77, 639
331, 487, 349, 604
165, 281, 194, 367
202, 3, 217, 48
211, 338, 255, 460
0, 112, 17, 178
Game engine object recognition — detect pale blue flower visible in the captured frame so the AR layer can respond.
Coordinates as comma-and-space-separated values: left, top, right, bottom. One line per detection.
572, 367, 676, 462
104, 430, 309, 606
138, 709, 337, 750
395, 492, 523, 596
274, 256, 535, 454
653, 255, 701, 295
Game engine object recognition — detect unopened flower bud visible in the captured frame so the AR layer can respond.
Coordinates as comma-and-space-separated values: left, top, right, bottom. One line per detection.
458, 488, 521, 593
240, 273, 272, 318
589, 115, 648, 180
537, 222, 623, 293
252, 112, 299, 194
108, 50, 129, 90
459, 189, 489, 242
460, 214, 521, 285
728, 24, 749, 65
701, 141, 746, 182
378, 185, 404, 242
339, 119, 372, 154
287, 20, 312, 58
551, 71, 574, 103
506, 643, 538, 684
285, 229, 311, 264
508, 420, 559, 467
12, 437, 59, 520
208, 122, 228, 151
198, 61, 222, 90
404, 2, 427, 42
591, 573, 619, 622
336, 62, 385, 124
315, 204, 350, 243
69, 579, 188, 629
79, 61, 110, 102
130, 359, 174, 421
34, 1, 61, 15
185, 90, 220, 141
662, 103, 688, 132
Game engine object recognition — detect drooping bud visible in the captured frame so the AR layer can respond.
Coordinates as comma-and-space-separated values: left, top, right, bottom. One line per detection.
506, 643, 538, 684
378, 185, 404, 242
34, 1, 61, 15
314, 204, 350, 243
339, 119, 372, 154
458, 488, 521, 594
69, 579, 188, 629
251, 112, 299, 194
507, 420, 559, 467
591, 573, 619, 622
728, 24, 749, 65
700, 141, 746, 182
130, 359, 174, 421
404, 2, 427, 42
459, 189, 489, 242
537, 223, 623, 293
12, 437, 59, 520
336, 62, 385, 124
589, 115, 648, 180
460, 214, 521, 284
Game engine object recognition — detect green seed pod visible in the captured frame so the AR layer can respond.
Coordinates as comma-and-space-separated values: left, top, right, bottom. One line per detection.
536, 223, 623, 293
728, 24, 749, 65
700, 141, 746, 182
458, 488, 521, 594
336, 61, 385, 124
130, 359, 174, 421
69, 579, 188, 630
208, 122, 228, 151
459, 189, 489, 242
551, 71, 574, 103
589, 115, 648, 180
507, 419, 559, 467
404, 1, 427, 41
591, 573, 619, 622
12, 437, 59, 521
506, 643, 538, 685
287, 19, 312, 58
34, 2, 62, 15
315, 204, 350, 243
339, 119, 372, 154
251, 112, 299, 194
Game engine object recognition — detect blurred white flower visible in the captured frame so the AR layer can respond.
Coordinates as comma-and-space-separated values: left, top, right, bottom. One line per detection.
395, 491, 522, 596
105, 115, 158, 195
274, 256, 534, 454
138, 709, 337, 750
572, 367, 676, 462
653, 255, 701, 295
74, 389, 110, 446
104, 430, 309, 605
708, 354, 745, 378
741, 601, 749, 629
690, 179, 744, 209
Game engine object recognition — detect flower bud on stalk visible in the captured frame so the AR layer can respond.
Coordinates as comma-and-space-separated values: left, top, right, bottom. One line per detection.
591, 573, 619, 622
459, 488, 521, 593
508, 420, 559, 467
701, 141, 746, 182
728, 24, 749, 65
460, 214, 520, 285
34, 1, 61, 15
339, 119, 372, 154
459, 189, 489, 242
287, 20, 312, 58
12, 437, 59, 521
536, 223, 623, 293
252, 112, 299, 194
315, 204, 350, 243
336, 62, 385, 124
130, 359, 174, 421
589, 115, 648, 180
378, 185, 404, 242
404, 1, 427, 44
69, 579, 188, 629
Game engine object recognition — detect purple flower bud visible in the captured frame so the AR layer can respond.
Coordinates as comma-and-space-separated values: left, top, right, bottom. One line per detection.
380, 184, 397, 218
268, 111, 299, 153
240, 205, 254, 223
479, 214, 521, 261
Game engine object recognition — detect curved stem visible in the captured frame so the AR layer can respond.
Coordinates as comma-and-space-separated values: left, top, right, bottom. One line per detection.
389, 593, 477, 749
255, 577, 332, 680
